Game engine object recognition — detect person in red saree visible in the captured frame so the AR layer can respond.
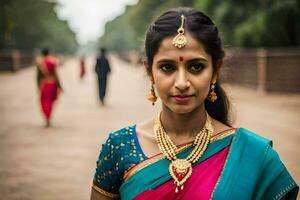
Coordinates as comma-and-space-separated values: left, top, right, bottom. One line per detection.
91, 7, 298, 200
36, 48, 62, 127
80, 55, 86, 80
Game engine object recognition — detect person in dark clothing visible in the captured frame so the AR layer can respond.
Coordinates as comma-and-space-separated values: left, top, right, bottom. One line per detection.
95, 48, 111, 105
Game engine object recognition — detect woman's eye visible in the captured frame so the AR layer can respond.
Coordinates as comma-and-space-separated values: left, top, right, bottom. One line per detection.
160, 64, 175, 72
189, 63, 204, 73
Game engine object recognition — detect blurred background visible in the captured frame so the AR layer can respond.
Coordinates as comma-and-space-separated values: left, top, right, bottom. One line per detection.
0, 0, 299, 199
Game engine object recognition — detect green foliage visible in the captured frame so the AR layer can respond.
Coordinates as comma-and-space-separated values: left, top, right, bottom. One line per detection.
0, 0, 78, 53
99, 9, 138, 53
99, 0, 193, 53
99, 0, 299, 52
194, 0, 300, 47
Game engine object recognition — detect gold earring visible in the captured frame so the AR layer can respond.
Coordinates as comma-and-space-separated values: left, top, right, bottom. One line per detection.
148, 82, 157, 105
208, 81, 217, 102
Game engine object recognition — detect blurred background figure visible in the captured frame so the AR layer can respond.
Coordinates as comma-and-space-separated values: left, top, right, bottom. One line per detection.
79, 55, 86, 80
36, 48, 62, 127
95, 48, 111, 105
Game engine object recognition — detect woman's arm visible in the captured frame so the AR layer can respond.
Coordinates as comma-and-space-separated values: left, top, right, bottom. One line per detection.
90, 187, 119, 200
53, 70, 63, 91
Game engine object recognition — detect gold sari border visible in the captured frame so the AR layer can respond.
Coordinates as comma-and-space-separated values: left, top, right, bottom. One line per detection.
210, 128, 237, 143
92, 183, 119, 199
123, 143, 192, 181
209, 128, 238, 199
274, 182, 297, 200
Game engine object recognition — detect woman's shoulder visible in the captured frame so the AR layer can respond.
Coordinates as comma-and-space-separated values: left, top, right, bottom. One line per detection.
100, 125, 140, 155
218, 127, 299, 199
44, 56, 58, 63
236, 128, 299, 199
236, 127, 272, 147
106, 125, 136, 143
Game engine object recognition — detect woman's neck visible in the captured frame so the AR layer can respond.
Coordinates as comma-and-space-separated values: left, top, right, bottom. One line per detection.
160, 105, 207, 139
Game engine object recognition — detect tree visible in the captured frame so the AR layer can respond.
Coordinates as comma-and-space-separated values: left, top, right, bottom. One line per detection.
99, 0, 195, 53
0, 0, 78, 53
99, 0, 300, 52
194, 0, 300, 47
99, 9, 138, 53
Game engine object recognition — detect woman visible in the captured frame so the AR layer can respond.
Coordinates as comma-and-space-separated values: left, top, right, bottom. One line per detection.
36, 48, 62, 127
91, 7, 298, 199
80, 55, 86, 80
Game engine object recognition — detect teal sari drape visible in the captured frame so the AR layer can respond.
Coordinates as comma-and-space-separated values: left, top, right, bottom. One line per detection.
120, 128, 298, 200
212, 128, 298, 200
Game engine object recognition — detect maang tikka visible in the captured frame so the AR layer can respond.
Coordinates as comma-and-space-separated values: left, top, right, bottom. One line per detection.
172, 15, 187, 48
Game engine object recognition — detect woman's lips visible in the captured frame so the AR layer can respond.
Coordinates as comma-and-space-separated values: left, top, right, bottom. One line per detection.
172, 95, 193, 103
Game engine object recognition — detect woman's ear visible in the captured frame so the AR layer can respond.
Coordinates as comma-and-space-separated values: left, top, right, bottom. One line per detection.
143, 59, 154, 82
213, 60, 223, 82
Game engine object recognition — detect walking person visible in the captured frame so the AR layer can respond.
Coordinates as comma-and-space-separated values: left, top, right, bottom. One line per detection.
95, 48, 111, 105
80, 55, 86, 80
91, 7, 298, 200
36, 48, 62, 127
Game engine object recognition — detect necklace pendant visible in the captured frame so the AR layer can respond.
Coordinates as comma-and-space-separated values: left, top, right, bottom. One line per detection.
169, 159, 192, 193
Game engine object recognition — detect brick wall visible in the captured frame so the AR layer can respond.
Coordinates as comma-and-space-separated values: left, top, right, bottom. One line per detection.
221, 48, 300, 93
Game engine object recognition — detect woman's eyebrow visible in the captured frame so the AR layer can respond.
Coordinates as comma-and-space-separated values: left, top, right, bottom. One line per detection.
186, 58, 208, 63
156, 59, 177, 64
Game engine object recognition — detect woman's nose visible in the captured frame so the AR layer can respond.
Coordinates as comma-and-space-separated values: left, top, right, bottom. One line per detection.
174, 69, 190, 91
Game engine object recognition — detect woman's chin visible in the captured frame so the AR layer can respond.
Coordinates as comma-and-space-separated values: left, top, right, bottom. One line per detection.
168, 105, 196, 114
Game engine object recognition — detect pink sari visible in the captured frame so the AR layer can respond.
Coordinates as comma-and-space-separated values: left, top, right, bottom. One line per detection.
119, 129, 236, 200
134, 147, 230, 200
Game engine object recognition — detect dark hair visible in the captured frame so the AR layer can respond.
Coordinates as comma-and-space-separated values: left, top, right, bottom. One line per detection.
145, 7, 231, 126
41, 48, 50, 56
100, 48, 106, 55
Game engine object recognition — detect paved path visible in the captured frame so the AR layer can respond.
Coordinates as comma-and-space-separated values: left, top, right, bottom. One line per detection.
0, 56, 299, 200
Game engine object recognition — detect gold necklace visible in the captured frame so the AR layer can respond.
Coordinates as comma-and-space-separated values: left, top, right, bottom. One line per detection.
154, 112, 213, 193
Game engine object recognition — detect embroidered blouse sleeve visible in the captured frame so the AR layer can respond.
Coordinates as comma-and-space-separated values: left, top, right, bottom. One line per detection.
256, 145, 299, 200
93, 134, 122, 197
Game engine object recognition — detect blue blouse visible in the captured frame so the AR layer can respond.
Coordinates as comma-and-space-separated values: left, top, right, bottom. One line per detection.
93, 125, 147, 194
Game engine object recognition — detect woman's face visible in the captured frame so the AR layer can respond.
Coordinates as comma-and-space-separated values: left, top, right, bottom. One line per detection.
149, 32, 216, 114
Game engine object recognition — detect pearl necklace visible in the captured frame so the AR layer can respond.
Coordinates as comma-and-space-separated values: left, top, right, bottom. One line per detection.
154, 112, 213, 193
